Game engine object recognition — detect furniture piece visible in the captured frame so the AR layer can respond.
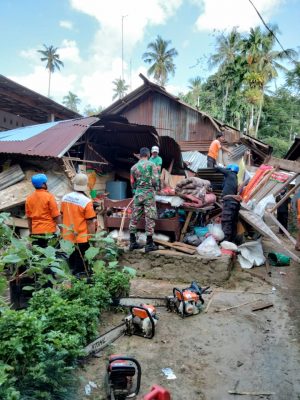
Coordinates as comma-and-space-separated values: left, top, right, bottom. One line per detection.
179, 205, 215, 242
104, 198, 182, 241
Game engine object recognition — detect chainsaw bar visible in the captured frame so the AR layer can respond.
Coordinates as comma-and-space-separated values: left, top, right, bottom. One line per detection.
113, 296, 172, 308
85, 316, 131, 355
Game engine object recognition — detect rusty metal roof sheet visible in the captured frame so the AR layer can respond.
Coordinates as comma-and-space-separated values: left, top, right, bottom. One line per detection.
182, 151, 208, 172
0, 117, 99, 158
178, 140, 212, 153
101, 74, 240, 137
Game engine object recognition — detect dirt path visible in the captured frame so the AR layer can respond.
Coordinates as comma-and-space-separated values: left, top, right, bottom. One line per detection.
78, 264, 300, 400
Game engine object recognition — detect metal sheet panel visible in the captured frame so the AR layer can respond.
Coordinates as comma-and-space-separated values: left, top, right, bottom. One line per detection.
0, 117, 99, 158
0, 121, 59, 141
182, 151, 208, 172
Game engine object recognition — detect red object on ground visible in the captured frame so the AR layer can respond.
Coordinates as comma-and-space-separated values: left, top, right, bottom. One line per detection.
221, 248, 236, 256
143, 385, 171, 400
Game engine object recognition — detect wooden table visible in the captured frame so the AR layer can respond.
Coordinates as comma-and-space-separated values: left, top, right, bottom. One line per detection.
179, 205, 215, 242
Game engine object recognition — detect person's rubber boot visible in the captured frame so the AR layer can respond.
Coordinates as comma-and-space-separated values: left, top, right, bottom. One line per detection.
145, 236, 158, 253
129, 233, 143, 251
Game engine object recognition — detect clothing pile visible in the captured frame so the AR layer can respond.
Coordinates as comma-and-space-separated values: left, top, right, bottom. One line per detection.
175, 177, 216, 208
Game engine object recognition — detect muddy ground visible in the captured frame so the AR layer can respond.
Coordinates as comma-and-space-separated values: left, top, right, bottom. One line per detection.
78, 243, 300, 400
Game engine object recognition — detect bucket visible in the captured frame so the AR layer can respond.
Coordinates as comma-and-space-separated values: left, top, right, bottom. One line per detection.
268, 252, 290, 266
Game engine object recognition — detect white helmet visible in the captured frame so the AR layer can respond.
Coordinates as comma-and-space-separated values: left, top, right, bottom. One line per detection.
151, 146, 159, 154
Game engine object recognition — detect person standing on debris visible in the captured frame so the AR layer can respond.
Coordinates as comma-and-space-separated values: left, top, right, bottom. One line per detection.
129, 147, 160, 253
207, 133, 232, 168
216, 164, 241, 243
61, 173, 96, 276
150, 146, 163, 175
25, 173, 61, 247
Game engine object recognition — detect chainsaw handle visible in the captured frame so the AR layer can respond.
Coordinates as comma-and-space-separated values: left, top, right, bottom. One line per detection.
173, 288, 185, 318
108, 356, 141, 396
130, 305, 156, 339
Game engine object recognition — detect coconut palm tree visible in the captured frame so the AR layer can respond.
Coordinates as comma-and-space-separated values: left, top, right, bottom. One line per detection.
112, 78, 129, 100
63, 91, 81, 112
38, 44, 64, 97
210, 28, 243, 120
242, 25, 297, 136
142, 36, 178, 86
187, 77, 202, 108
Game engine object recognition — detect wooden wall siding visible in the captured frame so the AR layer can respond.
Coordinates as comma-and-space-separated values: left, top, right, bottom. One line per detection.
121, 92, 218, 142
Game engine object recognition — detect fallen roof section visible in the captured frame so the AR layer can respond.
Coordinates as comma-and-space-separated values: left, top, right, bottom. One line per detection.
0, 74, 81, 123
0, 117, 99, 158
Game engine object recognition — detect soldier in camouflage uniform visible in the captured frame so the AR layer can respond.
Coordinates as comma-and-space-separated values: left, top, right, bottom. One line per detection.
129, 147, 160, 252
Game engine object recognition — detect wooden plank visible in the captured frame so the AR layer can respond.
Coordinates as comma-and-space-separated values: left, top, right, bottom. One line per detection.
251, 302, 273, 312
153, 239, 196, 255
265, 156, 300, 173
265, 211, 296, 246
5, 217, 28, 228
0, 164, 25, 190
0, 180, 33, 211
272, 172, 298, 197
270, 182, 300, 213
228, 391, 275, 396
239, 209, 300, 263
62, 156, 108, 165
172, 241, 197, 250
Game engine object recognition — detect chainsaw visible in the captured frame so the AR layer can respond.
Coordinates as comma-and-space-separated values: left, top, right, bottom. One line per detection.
85, 305, 158, 356
106, 355, 141, 400
113, 281, 210, 319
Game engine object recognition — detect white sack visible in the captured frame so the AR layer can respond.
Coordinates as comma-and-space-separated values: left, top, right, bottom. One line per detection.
237, 240, 266, 269
221, 241, 238, 251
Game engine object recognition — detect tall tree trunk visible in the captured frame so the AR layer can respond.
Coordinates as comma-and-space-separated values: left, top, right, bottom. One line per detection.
249, 105, 254, 136
48, 69, 51, 97
222, 82, 229, 121
254, 89, 264, 138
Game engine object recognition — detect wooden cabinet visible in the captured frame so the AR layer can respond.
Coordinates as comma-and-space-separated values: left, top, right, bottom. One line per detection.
104, 198, 182, 241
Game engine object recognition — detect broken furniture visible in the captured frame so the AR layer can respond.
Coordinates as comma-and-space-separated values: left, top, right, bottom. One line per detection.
104, 198, 182, 241
179, 205, 215, 242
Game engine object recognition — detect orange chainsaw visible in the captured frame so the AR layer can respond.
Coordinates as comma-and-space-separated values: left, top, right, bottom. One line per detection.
85, 304, 157, 356
112, 281, 210, 319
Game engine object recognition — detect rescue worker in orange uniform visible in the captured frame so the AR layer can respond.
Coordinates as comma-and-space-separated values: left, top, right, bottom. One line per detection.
61, 173, 96, 276
25, 173, 61, 247
207, 133, 232, 168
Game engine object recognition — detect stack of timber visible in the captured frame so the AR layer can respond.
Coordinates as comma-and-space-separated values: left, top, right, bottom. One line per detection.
153, 239, 197, 255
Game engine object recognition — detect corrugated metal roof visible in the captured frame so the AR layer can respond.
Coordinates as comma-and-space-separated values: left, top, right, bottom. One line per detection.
101, 73, 240, 140
178, 140, 212, 152
0, 117, 99, 158
0, 121, 60, 141
182, 151, 207, 172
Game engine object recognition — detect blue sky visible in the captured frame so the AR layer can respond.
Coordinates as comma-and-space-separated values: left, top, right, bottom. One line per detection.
1, 0, 299, 112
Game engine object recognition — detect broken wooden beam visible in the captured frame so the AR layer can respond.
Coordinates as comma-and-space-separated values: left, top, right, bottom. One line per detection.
251, 302, 273, 312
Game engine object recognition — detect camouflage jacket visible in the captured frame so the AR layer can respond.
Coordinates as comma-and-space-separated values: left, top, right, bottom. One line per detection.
130, 159, 160, 195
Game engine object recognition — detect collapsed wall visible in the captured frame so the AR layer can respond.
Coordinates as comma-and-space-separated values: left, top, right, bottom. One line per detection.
120, 250, 233, 285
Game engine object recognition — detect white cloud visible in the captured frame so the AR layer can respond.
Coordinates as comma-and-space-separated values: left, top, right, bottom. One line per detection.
9, 66, 77, 100
59, 20, 73, 30
59, 39, 82, 63
194, 0, 284, 32
12, 0, 183, 112
20, 48, 40, 63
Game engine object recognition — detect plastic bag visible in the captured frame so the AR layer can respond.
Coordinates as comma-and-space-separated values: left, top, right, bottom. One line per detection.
237, 240, 266, 269
197, 236, 221, 257
207, 223, 225, 241
253, 194, 276, 217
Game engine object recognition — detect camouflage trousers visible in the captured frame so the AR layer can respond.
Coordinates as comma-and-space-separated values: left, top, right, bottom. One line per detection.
129, 191, 157, 236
